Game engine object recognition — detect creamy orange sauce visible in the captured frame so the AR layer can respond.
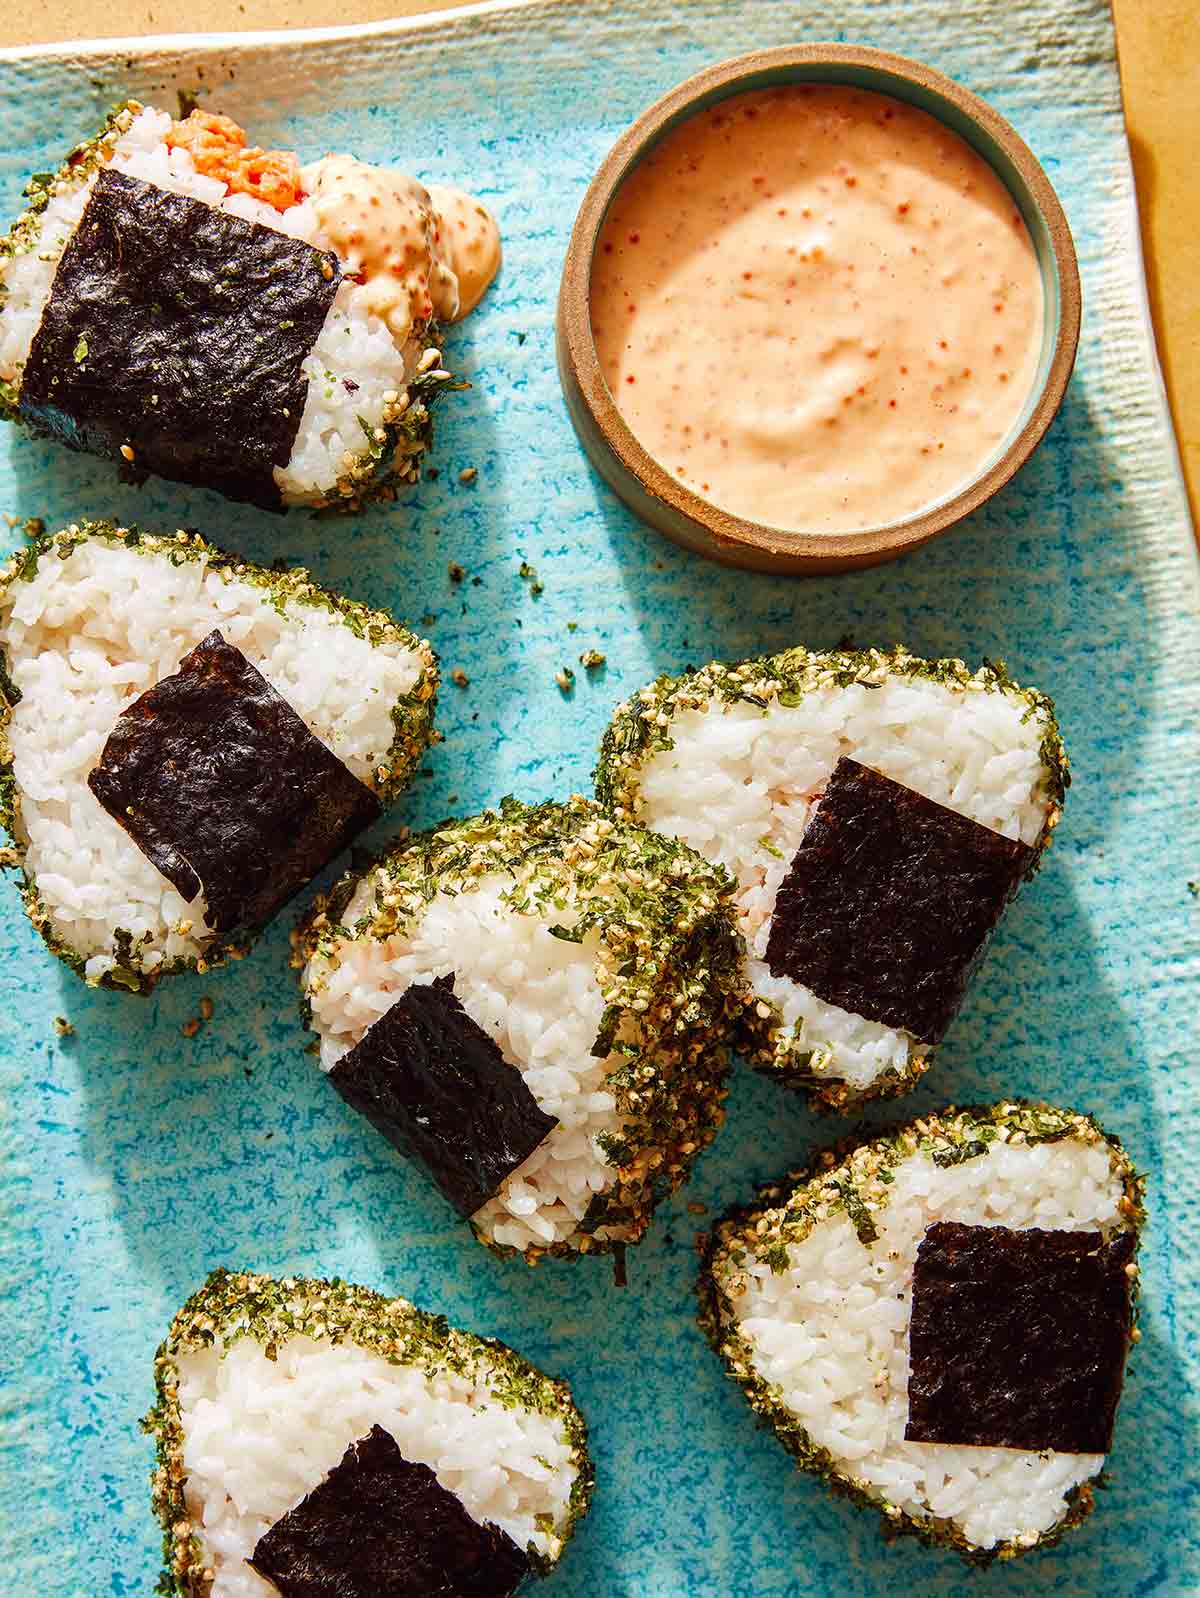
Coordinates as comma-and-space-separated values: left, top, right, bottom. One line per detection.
428, 184, 503, 318
590, 85, 1044, 533
303, 156, 500, 342
304, 155, 461, 339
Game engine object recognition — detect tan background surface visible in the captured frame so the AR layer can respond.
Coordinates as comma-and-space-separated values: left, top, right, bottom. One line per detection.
1, 0, 1196, 531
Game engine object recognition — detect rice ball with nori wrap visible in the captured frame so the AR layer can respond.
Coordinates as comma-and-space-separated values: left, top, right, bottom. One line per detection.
699, 1102, 1144, 1561
595, 646, 1067, 1110
0, 101, 501, 511
143, 1268, 592, 1598
297, 796, 742, 1259
0, 520, 437, 990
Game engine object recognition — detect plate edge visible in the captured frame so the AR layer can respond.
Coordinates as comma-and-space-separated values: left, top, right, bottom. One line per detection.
0, 0, 545, 65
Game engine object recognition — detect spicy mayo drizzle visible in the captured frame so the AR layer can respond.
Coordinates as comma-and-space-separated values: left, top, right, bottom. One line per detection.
590, 85, 1044, 534
303, 157, 501, 341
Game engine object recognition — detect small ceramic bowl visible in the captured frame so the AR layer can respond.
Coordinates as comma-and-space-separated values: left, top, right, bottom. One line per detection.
556, 44, 1081, 575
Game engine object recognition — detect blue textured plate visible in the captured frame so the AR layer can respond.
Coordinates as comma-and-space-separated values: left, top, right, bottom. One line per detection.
1, 3, 1198, 1595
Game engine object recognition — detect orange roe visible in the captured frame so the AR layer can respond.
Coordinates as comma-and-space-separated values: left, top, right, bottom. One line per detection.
165, 110, 304, 212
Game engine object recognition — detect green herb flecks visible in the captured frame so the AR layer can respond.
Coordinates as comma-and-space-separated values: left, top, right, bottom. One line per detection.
832, 1176, 878, 1243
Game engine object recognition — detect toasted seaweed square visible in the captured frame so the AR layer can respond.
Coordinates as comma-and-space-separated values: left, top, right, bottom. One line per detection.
87, 629, 379, 937
249, 1424, 530, 1598
905, 1221, 1135, 1453
20, 169, 340, 510
765, 757, 1033, 1043
329, 974, 558, 1218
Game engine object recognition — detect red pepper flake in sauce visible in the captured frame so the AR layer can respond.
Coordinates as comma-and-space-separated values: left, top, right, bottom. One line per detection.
589, 83, 1043, 533
301, 155, 501, 340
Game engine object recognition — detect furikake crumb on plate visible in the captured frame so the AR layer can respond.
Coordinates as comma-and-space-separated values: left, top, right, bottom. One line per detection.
0, 519, 438, 992
699, 1101, 1144, 1562
595, 644, 1068, 1112
143, 1268, 594, 1596
296, 795, 745, 1261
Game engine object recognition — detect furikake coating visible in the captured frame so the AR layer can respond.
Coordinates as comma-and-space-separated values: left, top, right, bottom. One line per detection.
20, 170, 341, 511
765, 757, 1033, 1044
698, 1102, 1144, 1563
88, 628, 381, 938
329, 974, 559, 1218
298, 796, 745, 1260
143, 1269, 593, 1598
595, 645, 1068, 1111
248, 1424, 530, 1598
0, 520, 438, 991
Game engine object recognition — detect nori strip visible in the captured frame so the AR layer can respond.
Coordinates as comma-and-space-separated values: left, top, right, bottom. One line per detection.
248, 1424, 530, 1598
87, 628, 379, 936
905, 1221, 1135, 1453
20, 169, 340, 510
329, 973, 558, 1218
765, 757, 1032, 1044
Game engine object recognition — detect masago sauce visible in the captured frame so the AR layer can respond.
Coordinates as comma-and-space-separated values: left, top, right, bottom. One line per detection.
590, 85, 1044, 534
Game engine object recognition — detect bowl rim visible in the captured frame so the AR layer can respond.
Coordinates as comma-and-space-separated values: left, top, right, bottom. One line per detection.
556, 42, 1083, 574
